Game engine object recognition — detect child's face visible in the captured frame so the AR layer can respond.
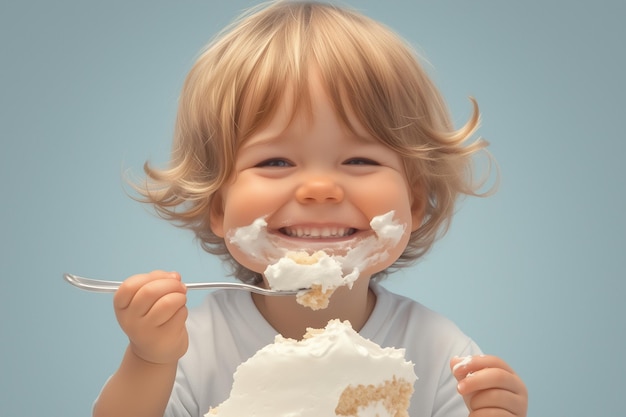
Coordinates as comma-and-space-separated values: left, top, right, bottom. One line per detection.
210, 72, 425, 279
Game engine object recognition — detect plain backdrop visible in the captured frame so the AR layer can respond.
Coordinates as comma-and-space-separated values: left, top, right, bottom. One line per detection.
1, 1, 624, 416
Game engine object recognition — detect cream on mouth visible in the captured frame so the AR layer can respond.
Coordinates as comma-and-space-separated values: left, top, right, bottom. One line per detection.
227, 210, 406, 269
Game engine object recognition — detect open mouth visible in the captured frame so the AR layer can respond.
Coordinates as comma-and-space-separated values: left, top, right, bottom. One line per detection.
279, 226, 358, 239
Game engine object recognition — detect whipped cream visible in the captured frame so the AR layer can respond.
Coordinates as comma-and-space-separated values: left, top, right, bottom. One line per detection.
206, 319, 417, 417
263, 251, 359, 292
227, 210, 406, 308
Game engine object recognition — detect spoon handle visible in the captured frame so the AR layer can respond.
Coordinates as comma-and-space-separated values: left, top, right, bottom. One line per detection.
62, 273, 299, 296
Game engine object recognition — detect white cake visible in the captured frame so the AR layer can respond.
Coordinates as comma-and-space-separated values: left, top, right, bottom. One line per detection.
207, 319, 417, 417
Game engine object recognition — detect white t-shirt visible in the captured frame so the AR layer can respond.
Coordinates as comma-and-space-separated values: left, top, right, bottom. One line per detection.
164, 282, 480, 417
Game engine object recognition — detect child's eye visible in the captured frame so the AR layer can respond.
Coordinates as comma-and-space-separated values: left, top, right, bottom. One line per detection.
343, 157, 380, 166
255, 158, 293, 168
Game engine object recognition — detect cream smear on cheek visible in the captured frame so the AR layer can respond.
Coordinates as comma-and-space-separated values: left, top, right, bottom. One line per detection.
227, 210, 406, 298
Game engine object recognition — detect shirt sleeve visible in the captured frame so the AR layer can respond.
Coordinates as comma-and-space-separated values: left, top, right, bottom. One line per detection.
163, 365, 200, 417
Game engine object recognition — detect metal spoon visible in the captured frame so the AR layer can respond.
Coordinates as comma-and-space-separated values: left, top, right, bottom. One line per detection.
63, 273, 300, 296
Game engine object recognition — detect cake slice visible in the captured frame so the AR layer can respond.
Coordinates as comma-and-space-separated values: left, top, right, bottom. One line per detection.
207, 319, 417, 417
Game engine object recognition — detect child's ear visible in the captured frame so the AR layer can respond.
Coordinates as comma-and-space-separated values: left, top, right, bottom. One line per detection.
209, 193, 226, 238
409, 182, 427, 232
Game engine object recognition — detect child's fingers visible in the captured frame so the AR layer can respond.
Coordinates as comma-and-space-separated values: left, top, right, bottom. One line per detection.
130, 279, 186, 319
459, 366, 522, 392
114, 270, 183, 311
451, 355, 514, 379
466, 387, 526, 416
452, 355, 524, 394
114, 272, 190, 364
148, 291, 188, 327
451, 355, 528, 417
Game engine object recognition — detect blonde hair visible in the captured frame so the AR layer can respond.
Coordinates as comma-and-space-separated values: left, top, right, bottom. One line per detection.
133, 1, 495, 284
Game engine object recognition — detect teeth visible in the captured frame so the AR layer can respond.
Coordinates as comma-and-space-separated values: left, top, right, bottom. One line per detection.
282, 227, 355, 238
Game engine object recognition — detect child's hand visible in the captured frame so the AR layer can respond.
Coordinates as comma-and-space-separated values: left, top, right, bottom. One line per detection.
450, 355, 528, 417
114, 270, 189, 365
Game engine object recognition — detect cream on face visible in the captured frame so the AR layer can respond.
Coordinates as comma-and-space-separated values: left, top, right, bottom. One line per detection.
227, 210, 406, 294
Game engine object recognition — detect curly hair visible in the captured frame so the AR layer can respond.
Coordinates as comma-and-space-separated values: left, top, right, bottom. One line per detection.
130, 1, 495, 284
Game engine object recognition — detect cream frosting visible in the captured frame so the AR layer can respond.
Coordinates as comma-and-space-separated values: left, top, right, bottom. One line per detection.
206, 319, 417, 417
227, 210, 406, 303
263, 250, 359, 292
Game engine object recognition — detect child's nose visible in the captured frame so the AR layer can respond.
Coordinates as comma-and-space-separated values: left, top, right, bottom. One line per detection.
295, 176, 344, 204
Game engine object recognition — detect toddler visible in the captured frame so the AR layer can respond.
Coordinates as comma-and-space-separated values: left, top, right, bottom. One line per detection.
94, 2, 528, 416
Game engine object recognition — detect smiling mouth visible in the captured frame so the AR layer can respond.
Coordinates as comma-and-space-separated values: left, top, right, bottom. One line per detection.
279, 226, 358, 239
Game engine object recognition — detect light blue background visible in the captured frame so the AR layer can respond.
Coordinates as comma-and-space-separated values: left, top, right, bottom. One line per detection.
1, 1, 624, 416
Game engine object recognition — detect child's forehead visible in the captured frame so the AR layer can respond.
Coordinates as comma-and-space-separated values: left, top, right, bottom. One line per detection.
240, 118, 378, 151
238, 76, 378, 149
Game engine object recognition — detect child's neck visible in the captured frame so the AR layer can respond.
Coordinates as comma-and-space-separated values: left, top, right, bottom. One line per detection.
251, 277, 376, 340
